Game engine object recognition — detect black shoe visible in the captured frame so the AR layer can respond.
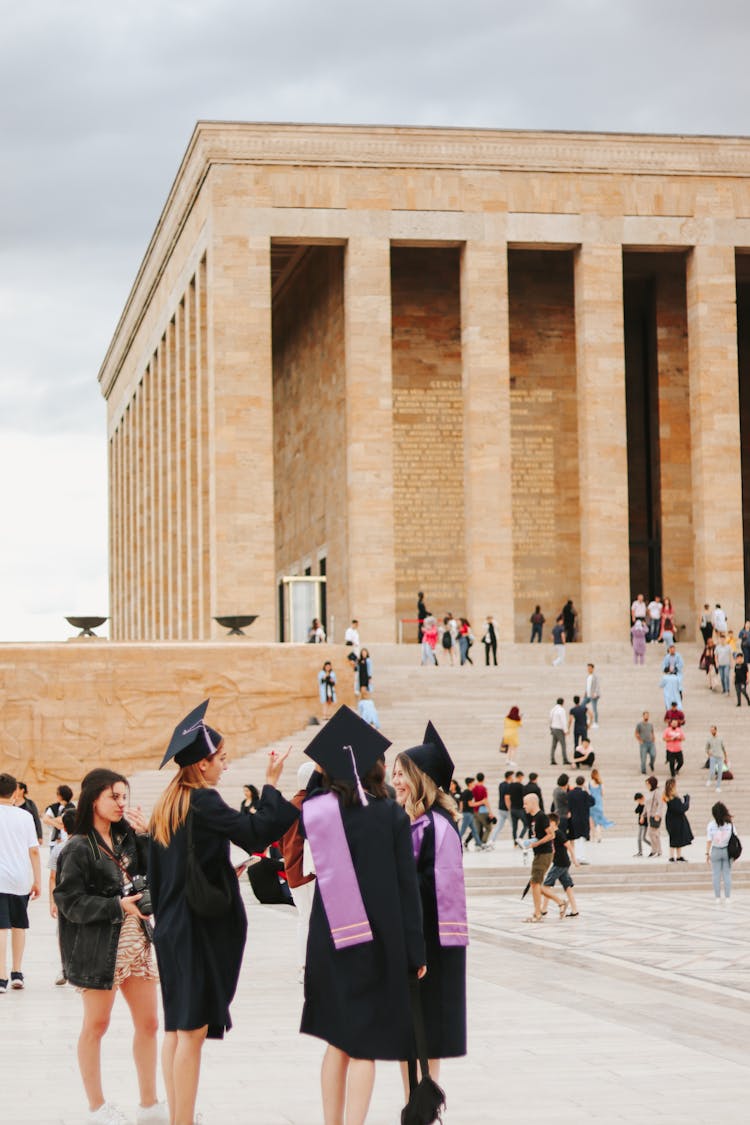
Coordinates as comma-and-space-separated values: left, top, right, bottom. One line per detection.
0, 979, 7, 994
10, 972, 23, 990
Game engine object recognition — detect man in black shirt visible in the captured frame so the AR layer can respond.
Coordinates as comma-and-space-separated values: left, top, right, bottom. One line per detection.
568, 695, 590, 748
458, 777, 483, 851
524, 772, 544, 812
508, 771, 529, 846
541, 811, 580, 917
521, 792, 554, 921
490, 770, 514, 843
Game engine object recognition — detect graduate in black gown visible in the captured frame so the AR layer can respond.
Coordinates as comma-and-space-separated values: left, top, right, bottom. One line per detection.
392, 722, 468, 1096
300, 706, 426, 1125
148, 701, 297, 1125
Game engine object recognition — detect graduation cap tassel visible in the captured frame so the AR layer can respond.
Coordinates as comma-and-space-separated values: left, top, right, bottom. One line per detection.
345, 745, 369, 807
401, 976, 446, 1125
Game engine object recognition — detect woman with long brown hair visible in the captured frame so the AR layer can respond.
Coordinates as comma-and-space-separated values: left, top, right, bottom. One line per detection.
54, 768, 165, 1125
148, 701, 297, 1125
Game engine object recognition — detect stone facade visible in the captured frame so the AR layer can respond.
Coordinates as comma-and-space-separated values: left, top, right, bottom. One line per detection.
0, 642, 350, 787
99, 124, 750, 641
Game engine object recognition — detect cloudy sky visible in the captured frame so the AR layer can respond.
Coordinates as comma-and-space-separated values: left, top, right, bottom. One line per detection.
1, 0, 748, 640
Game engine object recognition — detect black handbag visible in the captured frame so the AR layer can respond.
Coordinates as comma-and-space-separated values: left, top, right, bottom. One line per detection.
649, 816, 661, 829
184, 808, 235, 918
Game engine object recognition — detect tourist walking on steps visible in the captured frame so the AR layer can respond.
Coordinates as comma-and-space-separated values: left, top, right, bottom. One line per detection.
550, 774, 571, 839
458, 618, 474, 665
0, 772, 41, 997
715, 634, 733, 695
417, 593, 427, 644
551, 615, 566, 665
631, 618, 648, 664
663, 718, 685, 778
660, 597, 676, 645
567, 776, 594, 864
441, 616, 456, 665
300, 708, 426, 1125
705, 725, 728, 791
635, 711, 656, 775
644, 775, 663, 857
549, 698, 570, 765
541, 812, 580, 918
582, 663, 601, 728
392, 724, 468, 1100
734, 652, 750, 706
500, 706, 522, 767
318, 661, 337, 721
647, 596, 662, 642
529, 605, 545, 643
53, 768, 166, 1125
421, 616, 439, 666
458, 778, 483, 851
490, 771, 514, 843
664, 777, 693, 862
706, 801, 737, 904
700, 636, 719, 691
662, 644, 685, 697
482, 615, 498, 665
520, 793, 555, 922
561, 599, 577, 643
568, 695, 590, 749
589, 768, 614, 841
148, 702, 297, 1125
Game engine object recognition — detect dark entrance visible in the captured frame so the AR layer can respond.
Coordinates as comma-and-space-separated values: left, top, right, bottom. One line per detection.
736, 256, 750, 618
623, 271, 661, 599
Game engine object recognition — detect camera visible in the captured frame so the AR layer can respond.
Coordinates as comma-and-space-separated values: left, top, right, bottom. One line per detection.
122, 874, 153, 916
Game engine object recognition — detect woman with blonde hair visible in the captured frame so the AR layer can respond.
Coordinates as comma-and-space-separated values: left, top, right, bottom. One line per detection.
148, 701, 297, 1125
392, 723, 467, 1100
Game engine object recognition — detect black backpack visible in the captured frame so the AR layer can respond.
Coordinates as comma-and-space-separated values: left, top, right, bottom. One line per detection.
728, 827, 743, 861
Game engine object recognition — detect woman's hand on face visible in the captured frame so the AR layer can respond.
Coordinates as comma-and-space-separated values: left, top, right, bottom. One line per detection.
125, 805, 148, 834
121, 893, 146, 920
265, 746, 292, 788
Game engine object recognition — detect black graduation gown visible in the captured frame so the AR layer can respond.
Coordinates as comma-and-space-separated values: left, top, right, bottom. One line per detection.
148, 784, 297, 1039
301, 792, 426, 1060
415, 809, 467, 1059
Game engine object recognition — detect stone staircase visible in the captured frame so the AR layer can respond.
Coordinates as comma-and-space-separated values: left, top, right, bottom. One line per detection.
126, 638, 749, 884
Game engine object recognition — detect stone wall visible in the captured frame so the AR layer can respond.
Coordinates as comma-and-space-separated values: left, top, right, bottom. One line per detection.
391, 247, 465, 626
272, 247, 347, 635
0, 641, 353, 790
509, 250, 581, 641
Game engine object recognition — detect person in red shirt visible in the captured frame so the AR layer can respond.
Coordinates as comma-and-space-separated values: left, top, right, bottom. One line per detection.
470, 772, 493, 843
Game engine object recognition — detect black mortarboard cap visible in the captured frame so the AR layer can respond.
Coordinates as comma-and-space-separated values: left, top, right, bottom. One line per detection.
304, 705, 391, 785
160, 700, 223, 769
403, 721, 454, 791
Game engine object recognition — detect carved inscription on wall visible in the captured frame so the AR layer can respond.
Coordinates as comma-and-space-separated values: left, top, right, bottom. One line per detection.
391, 248, 466, 624
511, 387, 557, 606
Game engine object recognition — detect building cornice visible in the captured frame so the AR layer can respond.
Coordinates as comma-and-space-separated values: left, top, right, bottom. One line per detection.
98, 122, 750, 398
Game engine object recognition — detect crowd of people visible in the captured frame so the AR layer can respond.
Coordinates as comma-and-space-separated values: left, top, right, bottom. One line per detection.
0, 703, 468, 1125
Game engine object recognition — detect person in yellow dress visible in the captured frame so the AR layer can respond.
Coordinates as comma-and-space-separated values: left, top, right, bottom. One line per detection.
500, 706, 523, 767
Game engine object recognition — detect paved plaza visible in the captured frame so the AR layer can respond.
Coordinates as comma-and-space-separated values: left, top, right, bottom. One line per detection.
3, 863, 749, 1125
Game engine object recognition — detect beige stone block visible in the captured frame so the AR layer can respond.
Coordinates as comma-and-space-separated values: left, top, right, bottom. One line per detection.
575, 243, 631, 638
344, 238, 397, 640
0, 643, 354, 788
686, 244, 745, 629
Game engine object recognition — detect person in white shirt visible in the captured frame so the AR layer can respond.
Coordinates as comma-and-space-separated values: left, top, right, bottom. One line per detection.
0, 772, 42, 992
582, 663, 601, 728
706, 801, 736, 904
549, 698, 571, 765
343, 620, 360, 655
647, 597, 662, 643
631, 594, 647, 624
713, 604, 728, 633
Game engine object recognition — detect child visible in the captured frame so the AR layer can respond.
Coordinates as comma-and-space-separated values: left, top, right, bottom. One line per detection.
540, 811, 580, 918
634, 791, 647, 857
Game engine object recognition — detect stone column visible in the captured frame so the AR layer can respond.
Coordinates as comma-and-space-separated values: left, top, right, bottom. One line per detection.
343, 238, 397, 641
460, 231, 514, 631
686, 243, 744, 628
574, 243, 631, 640
209, 179, 276, 640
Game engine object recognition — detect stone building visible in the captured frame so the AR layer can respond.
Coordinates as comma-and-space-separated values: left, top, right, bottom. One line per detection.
98, 123, 750, 643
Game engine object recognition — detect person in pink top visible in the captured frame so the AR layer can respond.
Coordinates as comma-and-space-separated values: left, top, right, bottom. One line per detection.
662, 718, 685, 778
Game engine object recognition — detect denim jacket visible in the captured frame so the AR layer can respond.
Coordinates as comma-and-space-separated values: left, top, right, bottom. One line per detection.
54, 825, 148, 989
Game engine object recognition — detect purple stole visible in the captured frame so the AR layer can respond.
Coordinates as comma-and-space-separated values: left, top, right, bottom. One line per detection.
411, 811, 469, 947
302, 792, 373, 950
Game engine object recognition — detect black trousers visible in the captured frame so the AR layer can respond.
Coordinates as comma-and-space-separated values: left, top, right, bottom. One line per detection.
511, 808, 529, 841
668, 751, 684, 777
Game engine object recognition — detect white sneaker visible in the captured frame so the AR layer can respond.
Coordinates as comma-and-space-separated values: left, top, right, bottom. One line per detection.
706, 780, 712, 787
592, 723, 599, 729
88, 1104, 132, 1125
136, 1104, 169, 1124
